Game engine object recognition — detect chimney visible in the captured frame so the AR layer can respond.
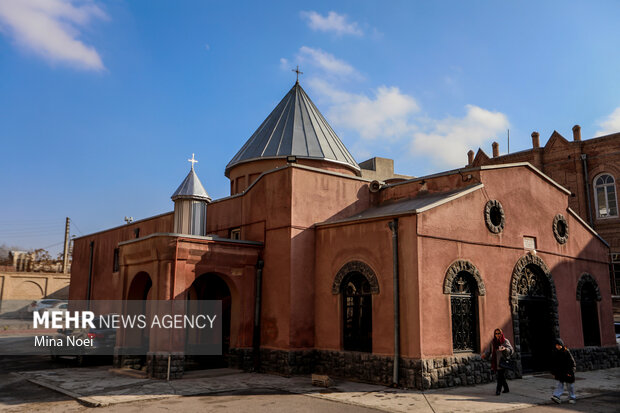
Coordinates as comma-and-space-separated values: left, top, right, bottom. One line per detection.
467, 150, 474, 166
531, 131, 540, 148
572, 124, 581, 141
492, 142, 499, 158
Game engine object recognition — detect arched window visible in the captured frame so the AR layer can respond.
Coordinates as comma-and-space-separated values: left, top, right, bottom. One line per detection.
580, 282, 601, 346
594, 174, 618, 218
341, 272, 372, 352
577, 274, 602, 347
450, 271, 479, 352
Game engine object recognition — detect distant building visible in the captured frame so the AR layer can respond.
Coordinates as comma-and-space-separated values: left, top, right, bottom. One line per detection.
468, 128, 620, 297
70, 82, 618, 388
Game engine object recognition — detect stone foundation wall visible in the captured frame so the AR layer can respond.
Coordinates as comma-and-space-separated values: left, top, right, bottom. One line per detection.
146, 352, 184, 379
572, 346, 620, 371
229, 348, 498, 389
113, 347, 145, 369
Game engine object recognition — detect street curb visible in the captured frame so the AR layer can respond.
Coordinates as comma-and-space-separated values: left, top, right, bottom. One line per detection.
26, 377, 104, 407
25, 377, 176, 407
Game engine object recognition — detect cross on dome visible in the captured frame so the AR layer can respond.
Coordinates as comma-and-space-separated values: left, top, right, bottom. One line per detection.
292, 65, 303, 83
188, 153, 198, 170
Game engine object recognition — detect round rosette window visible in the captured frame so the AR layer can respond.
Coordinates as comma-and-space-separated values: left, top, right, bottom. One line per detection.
484, 200, 505, 234
553, 214, 569, 244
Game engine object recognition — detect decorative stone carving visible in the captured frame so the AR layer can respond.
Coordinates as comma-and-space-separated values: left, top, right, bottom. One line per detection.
484, 200, 505, 234
443, 260, 486, 296
553, 214, 569, 244
332, 261, 380, 295
576, 273, 602, 301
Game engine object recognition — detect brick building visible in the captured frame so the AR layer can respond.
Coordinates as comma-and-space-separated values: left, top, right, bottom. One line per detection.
468, 127, 620, 297
70, 82, 619, 387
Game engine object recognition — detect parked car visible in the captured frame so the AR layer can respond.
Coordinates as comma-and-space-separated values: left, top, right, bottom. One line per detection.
50, 315, 117, 365
27, 299, 66, 313
615, 322, 620, 345
41, 301, 69, 315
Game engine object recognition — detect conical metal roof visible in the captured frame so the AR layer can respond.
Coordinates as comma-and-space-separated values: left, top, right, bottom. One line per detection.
225, 82, 360, 177
171, 166, 211, 202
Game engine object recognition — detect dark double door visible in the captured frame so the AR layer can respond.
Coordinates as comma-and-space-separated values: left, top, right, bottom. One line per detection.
518, 298, 554, 373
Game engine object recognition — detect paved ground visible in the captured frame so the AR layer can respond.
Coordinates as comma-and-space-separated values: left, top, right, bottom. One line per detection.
1, 356, 619, 412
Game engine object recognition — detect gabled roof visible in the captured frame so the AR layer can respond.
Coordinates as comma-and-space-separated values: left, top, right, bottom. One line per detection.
317, 184, 483, 227
544, 130, 570, 151
472, 148, 490, 166
225, 82, 360, 177
171, 167, 211, 202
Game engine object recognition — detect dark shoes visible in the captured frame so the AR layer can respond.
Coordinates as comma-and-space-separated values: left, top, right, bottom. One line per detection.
496, 390, 501, 395
503, 389, 509, 393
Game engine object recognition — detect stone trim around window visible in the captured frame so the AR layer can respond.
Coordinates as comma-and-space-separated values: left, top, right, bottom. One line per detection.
576, 273, 602, 301
442, 259, 486, 296
553, 214, 569, 244
484, 200, 505, 234
332, 260, 380, 295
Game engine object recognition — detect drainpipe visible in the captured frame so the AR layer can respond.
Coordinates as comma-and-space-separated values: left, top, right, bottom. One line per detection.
86, 241, 94, 310
253, 258, 264, 371
581, 154, 594, 226
388, 219, 400, 386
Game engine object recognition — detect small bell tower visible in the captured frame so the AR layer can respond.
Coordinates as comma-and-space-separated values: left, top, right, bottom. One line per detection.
171, 154, 211, 236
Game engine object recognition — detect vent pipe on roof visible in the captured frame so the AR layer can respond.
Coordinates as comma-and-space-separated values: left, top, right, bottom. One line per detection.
492, 142, 499, 158
532, 131, 540, 148
467, 150, 474, 166
573, 125, 582, 141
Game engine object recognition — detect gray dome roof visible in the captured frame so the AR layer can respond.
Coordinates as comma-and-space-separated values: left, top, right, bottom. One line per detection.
171, 167, 211, 202
225, 82, 360, 177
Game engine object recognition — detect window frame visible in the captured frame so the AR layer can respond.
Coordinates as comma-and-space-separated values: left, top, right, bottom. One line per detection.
449, 271, 480, 353
593, 173, 618, 219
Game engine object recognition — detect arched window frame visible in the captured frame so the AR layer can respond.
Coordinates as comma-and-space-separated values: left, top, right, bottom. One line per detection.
593, 173, 618, 219
443, 260, 485, 353
332, 261, 379, 353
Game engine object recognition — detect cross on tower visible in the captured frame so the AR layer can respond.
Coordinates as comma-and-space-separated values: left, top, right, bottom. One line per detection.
292, 65, 303, 83
188, 153, 198, 170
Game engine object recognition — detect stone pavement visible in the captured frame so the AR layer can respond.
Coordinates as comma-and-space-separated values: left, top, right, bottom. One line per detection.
14, 367, 620, 412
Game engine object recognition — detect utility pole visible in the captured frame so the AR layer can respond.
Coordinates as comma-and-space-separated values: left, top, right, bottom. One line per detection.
62, 217, 70, 274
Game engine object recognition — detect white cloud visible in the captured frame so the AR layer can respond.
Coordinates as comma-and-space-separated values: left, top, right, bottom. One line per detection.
0, 0, 106, 70
297, 46, 358, 79
595, 107, 620, 136
300, 11, 362, 36
309, 78, 419, 141
282, 50, 510, 171
411, 105, 509, 168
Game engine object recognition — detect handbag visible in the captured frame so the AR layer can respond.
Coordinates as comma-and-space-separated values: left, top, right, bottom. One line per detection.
499, 358, 515, 370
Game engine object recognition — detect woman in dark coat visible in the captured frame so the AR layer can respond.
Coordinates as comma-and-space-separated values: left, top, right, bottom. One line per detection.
482, 328, 513, 395
550, 338, 576, 404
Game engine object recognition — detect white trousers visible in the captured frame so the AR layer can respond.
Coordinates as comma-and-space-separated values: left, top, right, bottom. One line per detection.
553, 380, 575, 400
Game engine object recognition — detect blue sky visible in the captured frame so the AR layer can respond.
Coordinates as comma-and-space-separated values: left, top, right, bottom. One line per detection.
1, 0, 620, 255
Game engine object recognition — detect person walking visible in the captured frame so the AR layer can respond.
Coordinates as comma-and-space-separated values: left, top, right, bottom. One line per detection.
550, 338, 576, 404
482, 328, 513, 395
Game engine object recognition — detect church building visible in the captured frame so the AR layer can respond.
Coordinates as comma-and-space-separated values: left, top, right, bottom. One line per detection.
70, 81, 619, 389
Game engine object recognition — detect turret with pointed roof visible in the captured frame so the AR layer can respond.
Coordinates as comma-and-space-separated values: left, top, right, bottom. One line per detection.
225, 82, 360, 190
172, 154, 210, 236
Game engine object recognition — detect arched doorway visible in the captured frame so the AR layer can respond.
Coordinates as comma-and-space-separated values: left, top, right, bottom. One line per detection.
511, 256, 558, 373
124, 272, 153, 360
186, 273, 231, 369
577, 274, 601, 346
